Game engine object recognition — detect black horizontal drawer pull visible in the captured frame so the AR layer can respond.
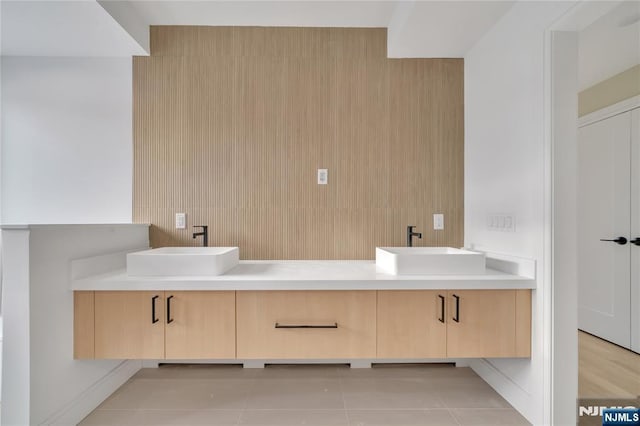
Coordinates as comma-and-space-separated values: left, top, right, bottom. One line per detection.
275, 323, 338, 329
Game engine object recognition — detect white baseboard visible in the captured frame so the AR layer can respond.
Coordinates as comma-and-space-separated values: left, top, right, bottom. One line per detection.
42, 360, 141, 426
469, 359, 534, 424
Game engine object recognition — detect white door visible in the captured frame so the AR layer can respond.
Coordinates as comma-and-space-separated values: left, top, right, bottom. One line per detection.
578, 111, 631, 348
631, 108, 640, 353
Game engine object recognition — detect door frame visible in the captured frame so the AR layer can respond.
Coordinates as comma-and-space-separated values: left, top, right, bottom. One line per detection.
544, 1, 626, 424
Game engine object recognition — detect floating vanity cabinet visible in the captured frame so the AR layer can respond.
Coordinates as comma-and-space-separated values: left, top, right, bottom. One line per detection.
164, 291, 235, 359
446, 290, 531, 358
75, 290, 236, 360
376, 290, 531, 359
377, 291, 447, 358
74, 291, 97, 359
236, 291, 377, 359
94, 291, 165, 359
76, 288, 530, 360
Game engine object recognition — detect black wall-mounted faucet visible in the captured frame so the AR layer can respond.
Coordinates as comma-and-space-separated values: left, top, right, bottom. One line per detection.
407, 225, 422, 247
193, 225, 208, 247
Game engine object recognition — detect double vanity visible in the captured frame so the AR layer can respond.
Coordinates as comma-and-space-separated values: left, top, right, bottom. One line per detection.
72, 246, 534, 365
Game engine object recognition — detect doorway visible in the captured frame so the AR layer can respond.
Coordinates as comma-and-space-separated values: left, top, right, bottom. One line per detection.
548, 1, 640, 424
577, 106, 639, 351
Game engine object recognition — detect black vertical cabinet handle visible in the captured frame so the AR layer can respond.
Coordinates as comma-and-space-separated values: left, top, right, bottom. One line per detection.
151, 295, 159, 324
167, 295, 174, 324
438, 295, 445, 323
452, 294, 460, 323
631, 238, 640, 246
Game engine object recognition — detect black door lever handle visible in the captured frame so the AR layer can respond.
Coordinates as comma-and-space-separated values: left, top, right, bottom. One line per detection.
600, 237, 628, 245
631, 238, 640, 246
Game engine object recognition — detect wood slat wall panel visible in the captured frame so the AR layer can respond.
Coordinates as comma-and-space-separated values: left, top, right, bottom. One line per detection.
150, 26, 236, 57
133, 27, 464, 259
150, 26, 386, 59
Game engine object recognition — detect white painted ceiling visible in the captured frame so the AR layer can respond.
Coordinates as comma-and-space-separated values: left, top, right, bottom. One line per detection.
1, 0, 148, 56
127, 1, 397, 28
1, 0, 516, 58
387, 1, 514, 57
578, 0, 640, 90
127, 0, 515, 57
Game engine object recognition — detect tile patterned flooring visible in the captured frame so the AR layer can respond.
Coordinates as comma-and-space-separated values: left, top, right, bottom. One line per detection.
80, 364, 530, 426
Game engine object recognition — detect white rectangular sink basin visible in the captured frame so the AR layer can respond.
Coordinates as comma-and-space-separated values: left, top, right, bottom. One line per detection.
376, 247, 485, 275
127, 247, 239, 277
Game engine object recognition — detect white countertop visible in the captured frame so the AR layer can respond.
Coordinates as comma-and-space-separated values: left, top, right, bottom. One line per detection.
71, 260, 536, 291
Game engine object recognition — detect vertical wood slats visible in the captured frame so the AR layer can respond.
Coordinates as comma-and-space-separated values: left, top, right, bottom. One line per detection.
133, 26, 464, 259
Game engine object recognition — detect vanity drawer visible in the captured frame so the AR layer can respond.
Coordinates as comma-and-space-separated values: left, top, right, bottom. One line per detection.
236, 291, 376, 359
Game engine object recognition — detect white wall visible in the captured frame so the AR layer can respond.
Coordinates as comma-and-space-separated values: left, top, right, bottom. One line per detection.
1, 57, 133, 224
1, 224, 148, 425
464, 1, 576, 424
578, 1, 640, 91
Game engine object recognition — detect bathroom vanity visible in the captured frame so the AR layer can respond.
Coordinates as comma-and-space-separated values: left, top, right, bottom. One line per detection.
72, 250, 534, 363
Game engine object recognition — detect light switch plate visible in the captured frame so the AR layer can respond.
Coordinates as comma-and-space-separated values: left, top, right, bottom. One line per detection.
175, 213, 186, 229
433, 213, 444, 230
318, 169, 328, 185
487, 214, 515, 232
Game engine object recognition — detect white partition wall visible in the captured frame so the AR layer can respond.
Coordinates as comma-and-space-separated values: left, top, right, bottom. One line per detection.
1, 57, 133, 224
464, 2, 577, 424
1, 224, 148, 425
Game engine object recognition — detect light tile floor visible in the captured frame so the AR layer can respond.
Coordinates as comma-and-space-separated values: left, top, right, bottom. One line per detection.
80, 364, 530, 426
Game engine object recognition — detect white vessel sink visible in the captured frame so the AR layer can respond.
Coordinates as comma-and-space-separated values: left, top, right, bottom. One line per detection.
127, 247, 239, 277
376, 247, 485, 275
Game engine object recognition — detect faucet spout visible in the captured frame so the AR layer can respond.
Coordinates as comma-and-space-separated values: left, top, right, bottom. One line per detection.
192, 225, 208, 247
406, 225, 422, 247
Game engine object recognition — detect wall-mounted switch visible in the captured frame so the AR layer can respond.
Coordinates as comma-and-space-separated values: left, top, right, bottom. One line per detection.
487, 214, 515, 232
175, 213, 186, 229
503, 215, 515, 232
318, 169, 328, 185
433, 213, 444, 230
504, 215, 513, 230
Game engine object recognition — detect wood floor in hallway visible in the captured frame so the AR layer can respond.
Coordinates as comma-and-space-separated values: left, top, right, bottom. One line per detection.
579, 330, 640, 399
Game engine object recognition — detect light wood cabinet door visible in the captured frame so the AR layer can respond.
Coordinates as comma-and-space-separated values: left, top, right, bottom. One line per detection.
377, 291, 446, 358
446, 290, 531, 358
94, 291, 165, 359
165, 291, 236, 359
237, 291, 377, 359
74, 291, 95, 359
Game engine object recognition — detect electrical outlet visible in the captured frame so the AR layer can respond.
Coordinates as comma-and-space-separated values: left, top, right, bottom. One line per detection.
433, 214, 444, 230
175, 213, 186, 229
318, 169, 328, 185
